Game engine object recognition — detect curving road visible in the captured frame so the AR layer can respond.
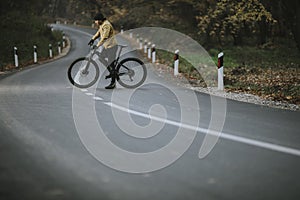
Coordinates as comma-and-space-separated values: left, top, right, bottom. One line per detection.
0, 25, 299, 200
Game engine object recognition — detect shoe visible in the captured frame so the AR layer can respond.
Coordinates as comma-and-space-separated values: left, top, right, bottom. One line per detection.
105, 82, 116, 89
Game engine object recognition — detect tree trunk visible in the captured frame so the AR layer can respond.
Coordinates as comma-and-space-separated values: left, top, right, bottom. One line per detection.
233, 34, 243, 46
258, 16, 268, 45
281, 0, 300, 51
292, 1, 300, 51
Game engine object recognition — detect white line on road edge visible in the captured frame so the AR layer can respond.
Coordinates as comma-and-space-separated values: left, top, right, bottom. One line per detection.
93, 96, 103, 101
104, 102, 300, 157
66, 25, 300, 157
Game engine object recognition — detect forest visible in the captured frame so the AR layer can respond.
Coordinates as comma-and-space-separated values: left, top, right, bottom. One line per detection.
1, 0, 299, 49
0, 0, 299, 103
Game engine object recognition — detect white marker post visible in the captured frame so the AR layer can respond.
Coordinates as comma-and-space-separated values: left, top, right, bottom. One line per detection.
129, 32, 133, 38
62, 33, 66, 48
139, 38, 143, 50
14, 47, 19, 67
121, 26, 124, 34
49, 44, 53, 58
144, 40, 147, 54
152, 44, 156, 63
174, 50, 179, 76
136, 34, 139, 43
58, 42, 61, 54
33, 45, 37, 63
218, 52, 224, 90
147, 42, 152, 59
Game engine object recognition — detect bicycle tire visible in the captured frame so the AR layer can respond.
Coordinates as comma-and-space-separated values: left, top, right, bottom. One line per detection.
67, 57, 99, 88
117, 57, 147, 88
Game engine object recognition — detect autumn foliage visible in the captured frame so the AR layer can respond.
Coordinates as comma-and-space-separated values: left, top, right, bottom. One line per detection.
196, 0, 276, 46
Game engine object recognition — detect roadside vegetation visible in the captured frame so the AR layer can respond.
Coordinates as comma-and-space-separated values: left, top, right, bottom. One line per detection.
154, 43, 299, 105
0, 1, 63, 71
110, 0, 299, 105
1, 0, 299, 104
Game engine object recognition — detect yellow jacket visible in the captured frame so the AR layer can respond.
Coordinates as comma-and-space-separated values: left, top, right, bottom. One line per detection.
92, 20, 117, 49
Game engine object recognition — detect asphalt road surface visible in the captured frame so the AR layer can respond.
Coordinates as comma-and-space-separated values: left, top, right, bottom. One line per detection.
0, 25, 299, 200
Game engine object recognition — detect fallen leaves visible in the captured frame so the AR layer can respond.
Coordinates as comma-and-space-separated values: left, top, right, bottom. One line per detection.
224, 66, 300, 104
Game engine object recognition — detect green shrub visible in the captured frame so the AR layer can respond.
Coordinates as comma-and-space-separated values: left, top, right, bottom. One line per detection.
0, 12, 63, 69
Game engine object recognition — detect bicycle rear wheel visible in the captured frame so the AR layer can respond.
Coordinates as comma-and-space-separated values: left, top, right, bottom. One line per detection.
68, 57, 99, 88
117, 58, 147, 88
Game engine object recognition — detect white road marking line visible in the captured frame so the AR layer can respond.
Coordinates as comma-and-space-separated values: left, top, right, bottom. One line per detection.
104, 102, 300, 157
81, 89, 88, 92
93, 96, 103, 101
85, 93, 93, 96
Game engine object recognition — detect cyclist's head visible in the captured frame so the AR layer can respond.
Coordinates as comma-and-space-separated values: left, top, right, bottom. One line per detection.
94, 12, 106, 24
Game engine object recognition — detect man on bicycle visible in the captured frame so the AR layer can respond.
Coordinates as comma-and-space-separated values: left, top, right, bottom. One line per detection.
88, 12, 118, 89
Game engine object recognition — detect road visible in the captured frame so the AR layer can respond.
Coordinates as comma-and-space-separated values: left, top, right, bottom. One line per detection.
0, 25, 299, 200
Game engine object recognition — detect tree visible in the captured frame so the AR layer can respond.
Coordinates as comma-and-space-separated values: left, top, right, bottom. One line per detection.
197, 0, 276, 46
279, 0, 300, 51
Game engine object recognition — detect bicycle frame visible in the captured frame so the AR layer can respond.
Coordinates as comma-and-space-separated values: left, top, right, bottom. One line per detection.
83, 44, 128, 76
82, 45, 127, 74
68, 43, 146, 88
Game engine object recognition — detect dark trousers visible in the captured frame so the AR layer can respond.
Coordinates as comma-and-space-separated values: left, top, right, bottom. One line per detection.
99, 45, 118, 83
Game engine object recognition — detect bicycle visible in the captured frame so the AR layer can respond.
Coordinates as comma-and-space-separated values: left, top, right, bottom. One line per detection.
67, 44, 147, 88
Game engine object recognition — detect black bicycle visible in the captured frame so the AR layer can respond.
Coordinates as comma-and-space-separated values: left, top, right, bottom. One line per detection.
68, 44, 147, 88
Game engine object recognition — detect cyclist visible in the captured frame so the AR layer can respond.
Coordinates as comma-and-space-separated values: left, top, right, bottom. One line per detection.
88, 12, 118, 89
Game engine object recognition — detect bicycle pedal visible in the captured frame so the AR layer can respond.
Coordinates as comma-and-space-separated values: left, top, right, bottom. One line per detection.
105, 74, 112, 79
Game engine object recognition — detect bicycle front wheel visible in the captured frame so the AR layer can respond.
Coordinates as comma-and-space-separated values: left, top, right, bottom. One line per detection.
67, 57, 99, 88
117, 58, 147, 88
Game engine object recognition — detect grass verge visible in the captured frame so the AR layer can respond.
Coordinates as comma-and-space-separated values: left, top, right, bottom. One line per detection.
0, 12, 64, 71
153, 44, 300, 105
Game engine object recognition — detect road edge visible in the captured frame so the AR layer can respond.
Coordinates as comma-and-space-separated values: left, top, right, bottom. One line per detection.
0, 36, 71, 79
121, 34, 299, 111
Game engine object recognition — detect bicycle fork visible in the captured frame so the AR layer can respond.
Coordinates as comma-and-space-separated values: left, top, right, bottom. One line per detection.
81, 58, 92, 76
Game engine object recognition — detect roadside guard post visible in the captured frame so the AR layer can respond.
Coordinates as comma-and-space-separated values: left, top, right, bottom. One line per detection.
152, 44, 156, 63
62, 33, 66, 48
139, 38, 143, 50
58, 42, 61, 54
33, 45, 37, 63
147, 42, 152, 59
174, 50, 179, 76
218, 52, 224, 90
49, 44, 53, 58
14, 47, 19, 67
144, 40, 147, 54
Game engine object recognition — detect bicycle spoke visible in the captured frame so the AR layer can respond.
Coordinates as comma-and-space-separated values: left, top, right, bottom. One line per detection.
117, 58, 147, 88
68, 57, 99, 88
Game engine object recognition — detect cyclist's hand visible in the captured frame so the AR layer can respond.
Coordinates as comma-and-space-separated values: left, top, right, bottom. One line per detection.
88, 39, 94, 46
